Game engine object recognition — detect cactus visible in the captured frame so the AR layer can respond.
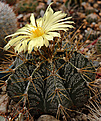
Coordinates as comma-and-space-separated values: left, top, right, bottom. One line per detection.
0, 1, 17, 47
1, 3, 96, 120
5, 41, 95, 118
0, 1, 17, 63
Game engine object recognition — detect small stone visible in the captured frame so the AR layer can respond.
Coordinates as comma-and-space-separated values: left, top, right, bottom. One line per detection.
94, 24, 98, 28
40, 10, 44, 17
99, 12, 101, 16
37, 115, 60, 121
97, 1, 101, 4
85, 21, 88, 25
82, 114, 87, 121
77, 29, 80, 33
17, 14, 23, 20
86, 40, 90, 44
84, 30, 88, 33
83, 25, 86, 29
99, 62, 101, 66
86, 13, 99, 23
0, 94, 9, 113
90, 23, 94, 28
23, 13, 31, 21
92, 22, 96, 25
83, 19, 87, 23
84, 48, 89, 53
93, 3, 98, 8
87, 27, 91, 31
79, 34, 83, 40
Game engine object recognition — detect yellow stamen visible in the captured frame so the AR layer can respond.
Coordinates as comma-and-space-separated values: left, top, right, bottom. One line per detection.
31, 27, 44, 38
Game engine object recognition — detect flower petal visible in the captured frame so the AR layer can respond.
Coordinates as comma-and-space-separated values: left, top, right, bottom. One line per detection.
28, 36, 44, 53
36, 17, 43, 27
4, 36, 29, 50
35, 36, 43, 47
14, 43, 21, 53
43, 34, 53, 40
42, 2, 53, 24
43, 11, 66, 30
47, 32, 60, 38
30, 13, 36, 27
45, 23, 74, 32
43, 38, 49, 47
5, 32, 31, 39
17, 39, 30, 53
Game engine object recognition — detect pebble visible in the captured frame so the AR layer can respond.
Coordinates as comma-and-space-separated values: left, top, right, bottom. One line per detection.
37, 115, 60, 121
0, 94, 8, 113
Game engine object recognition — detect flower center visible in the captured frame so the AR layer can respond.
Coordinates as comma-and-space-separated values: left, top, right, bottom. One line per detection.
31, 27, 44, 38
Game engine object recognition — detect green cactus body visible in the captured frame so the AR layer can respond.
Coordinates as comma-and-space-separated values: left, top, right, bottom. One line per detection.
0, 1, 17, 47
6, 41, 95, 117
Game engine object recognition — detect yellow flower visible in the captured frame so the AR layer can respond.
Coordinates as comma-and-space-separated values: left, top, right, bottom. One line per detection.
4, 3, 74, 53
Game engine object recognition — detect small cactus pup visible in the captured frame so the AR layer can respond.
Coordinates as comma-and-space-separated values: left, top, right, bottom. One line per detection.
4, 3, 96, 120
